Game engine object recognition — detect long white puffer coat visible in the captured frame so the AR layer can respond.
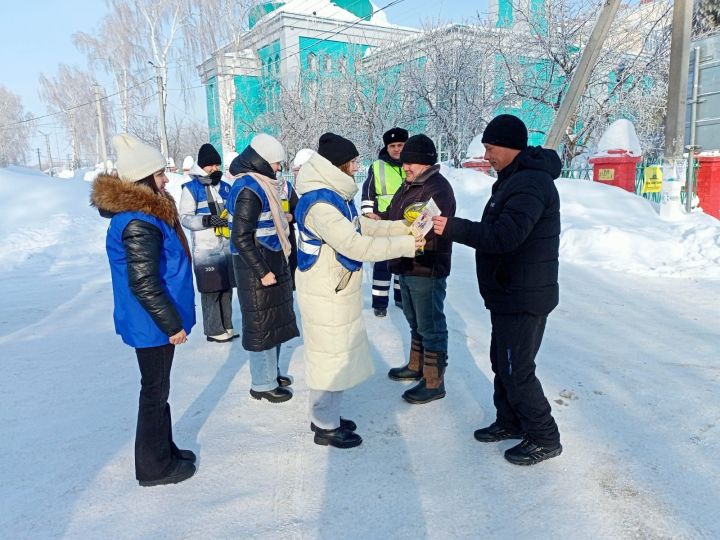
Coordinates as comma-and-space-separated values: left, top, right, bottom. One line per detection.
295, 153, 416, 391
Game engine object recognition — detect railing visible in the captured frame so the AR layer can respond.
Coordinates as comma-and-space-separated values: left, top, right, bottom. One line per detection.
562, 161, 700, 206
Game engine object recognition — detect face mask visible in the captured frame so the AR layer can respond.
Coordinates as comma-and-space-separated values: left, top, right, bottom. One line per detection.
209, 170, 223, 184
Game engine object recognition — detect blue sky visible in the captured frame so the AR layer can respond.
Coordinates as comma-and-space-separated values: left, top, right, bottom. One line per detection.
0, 0, 487, 159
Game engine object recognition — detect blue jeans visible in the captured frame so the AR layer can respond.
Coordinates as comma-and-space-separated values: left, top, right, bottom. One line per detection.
248, 345, 281, 392
399, 275, 448, 352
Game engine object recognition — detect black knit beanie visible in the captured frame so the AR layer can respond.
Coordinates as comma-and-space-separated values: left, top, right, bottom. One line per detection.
400, 134, 437, 165
481, 114, 528, 150
383, 127, 409, 147
197, 143, 222, 168
317, 132, 359, 167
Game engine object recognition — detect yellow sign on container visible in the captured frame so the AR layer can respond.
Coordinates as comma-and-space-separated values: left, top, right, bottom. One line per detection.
597, 168, 615, 181
643, 165, 663, 193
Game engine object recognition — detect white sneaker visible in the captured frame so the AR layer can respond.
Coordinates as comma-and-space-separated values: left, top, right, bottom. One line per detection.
207, 333, 232, 343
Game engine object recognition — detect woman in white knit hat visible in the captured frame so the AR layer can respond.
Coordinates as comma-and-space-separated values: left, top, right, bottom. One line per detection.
227, 134, 300, 403
90, 133, 197, 487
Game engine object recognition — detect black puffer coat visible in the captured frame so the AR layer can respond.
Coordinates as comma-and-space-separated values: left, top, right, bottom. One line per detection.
229, 146, 299, 352
445, 146, 562, 315
384, 165, 456, 278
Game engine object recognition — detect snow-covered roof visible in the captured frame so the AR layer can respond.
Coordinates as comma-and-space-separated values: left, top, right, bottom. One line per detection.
255, 0, 392, 27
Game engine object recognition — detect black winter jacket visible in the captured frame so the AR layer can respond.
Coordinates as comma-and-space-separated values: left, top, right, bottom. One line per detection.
384, 165, 456, 278
445, 146, 561, 315
230, 148, 299, 352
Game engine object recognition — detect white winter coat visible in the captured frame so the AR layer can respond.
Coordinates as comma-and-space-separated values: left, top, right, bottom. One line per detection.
179, 164, 231, 260
295, 153, 416, 391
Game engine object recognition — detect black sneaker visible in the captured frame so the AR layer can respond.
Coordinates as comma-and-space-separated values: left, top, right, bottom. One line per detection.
249, 387, 293, 403
277, 374, 293, 387
138, 460, 196, 487
473, 422, 523, 443
373, 308, 387, 318
313, 426, 362, 449
504, 438, 562, 466
310, 417, 357, 433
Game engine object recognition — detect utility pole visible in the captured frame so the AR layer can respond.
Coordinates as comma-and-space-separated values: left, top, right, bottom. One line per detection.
93, 83, 108, 167
37, 148, 42, 171
686, 45, 702, 213
544, 0, 621, 151
39, 131, 54, 175
150, 61, 169, 159
664, 0, 694, 160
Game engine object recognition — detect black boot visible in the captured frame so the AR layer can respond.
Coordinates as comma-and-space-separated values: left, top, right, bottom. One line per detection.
374, 308, 387, 318
402, 351, 447, 404
277, 374, 292, 387
313, 426, 362, 449
310, 417, 357, 432
249, 386, 293, 403
139, 459, 196, 487
473, 422, 523, 443
504, 438, 562, 466
388, 336, 423, 381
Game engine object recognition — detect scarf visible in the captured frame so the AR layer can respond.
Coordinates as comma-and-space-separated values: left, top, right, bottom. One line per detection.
246, 172, 292, 259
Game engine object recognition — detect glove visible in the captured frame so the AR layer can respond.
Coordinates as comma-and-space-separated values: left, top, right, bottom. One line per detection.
202, 215, 228, 228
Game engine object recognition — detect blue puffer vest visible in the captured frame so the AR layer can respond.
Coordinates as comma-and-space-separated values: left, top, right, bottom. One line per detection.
107, 211, 196, 348
227, 175, 281, 254
182, 177, 231, 215
294, 188, 362, 272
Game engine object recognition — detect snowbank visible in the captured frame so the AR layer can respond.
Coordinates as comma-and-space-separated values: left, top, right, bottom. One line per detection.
442, 165, 720, 279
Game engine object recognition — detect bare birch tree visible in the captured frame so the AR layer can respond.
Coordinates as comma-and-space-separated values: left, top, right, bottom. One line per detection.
0, 86, 33, 166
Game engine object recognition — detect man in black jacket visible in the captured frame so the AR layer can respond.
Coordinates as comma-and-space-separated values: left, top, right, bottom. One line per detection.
433, 114, 562, 466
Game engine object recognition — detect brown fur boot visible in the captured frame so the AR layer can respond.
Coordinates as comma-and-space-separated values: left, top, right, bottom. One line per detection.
402, 351, 447, 404
388, 337, 424, 381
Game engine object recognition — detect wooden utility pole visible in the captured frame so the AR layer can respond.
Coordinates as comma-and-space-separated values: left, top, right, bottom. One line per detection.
544, 0, 622, 150
664, 0, 694, 160
150, 61, 169, 159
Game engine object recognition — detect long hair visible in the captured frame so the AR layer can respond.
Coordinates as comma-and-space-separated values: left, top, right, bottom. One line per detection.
338, 161, 355, 177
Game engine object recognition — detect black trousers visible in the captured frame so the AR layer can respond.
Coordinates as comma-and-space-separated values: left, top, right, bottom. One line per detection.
489, 312, 560, 446
134, 344, 179, 481
371, 259, 401, 309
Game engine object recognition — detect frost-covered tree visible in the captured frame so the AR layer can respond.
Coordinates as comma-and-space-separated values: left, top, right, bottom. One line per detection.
694, 0, 720, 37
38, 65, 110, 167
0, 86, 33, 166
487, 0, 672, 164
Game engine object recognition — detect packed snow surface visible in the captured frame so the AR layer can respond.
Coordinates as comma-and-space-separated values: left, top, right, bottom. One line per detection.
595, 118, 642, 157
1, 165, 719, 539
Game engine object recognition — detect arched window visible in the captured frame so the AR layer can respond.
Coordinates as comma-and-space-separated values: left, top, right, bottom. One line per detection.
307, 52, 317, 71
323, 55, 332, 72
274, 54, 281, 74
338, 55, 347, 72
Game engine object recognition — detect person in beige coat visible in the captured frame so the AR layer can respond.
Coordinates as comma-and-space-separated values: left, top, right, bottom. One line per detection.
294, 133, 425, 449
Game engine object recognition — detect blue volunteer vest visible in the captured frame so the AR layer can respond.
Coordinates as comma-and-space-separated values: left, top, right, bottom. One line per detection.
227, 175, 282, 254
294, 188, 362, 272
107, 211, 196, 348
182, 177, 231, 215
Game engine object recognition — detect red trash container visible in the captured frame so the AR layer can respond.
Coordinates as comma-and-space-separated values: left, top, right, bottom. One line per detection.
589, 149, 642, 193
696, 155, 720, 220
462, 158, 492, 175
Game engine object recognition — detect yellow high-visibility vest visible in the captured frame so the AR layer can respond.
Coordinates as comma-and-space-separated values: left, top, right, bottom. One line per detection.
372, 160, 405, 212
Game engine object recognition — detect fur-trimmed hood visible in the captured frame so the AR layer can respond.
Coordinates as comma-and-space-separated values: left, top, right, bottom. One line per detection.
90, 173, 179, 225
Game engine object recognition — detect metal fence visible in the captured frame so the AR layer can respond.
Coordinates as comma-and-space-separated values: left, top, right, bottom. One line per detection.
561, 161, 698, 205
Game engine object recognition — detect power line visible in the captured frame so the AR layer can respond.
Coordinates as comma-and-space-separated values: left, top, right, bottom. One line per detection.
0, 77, 155, 131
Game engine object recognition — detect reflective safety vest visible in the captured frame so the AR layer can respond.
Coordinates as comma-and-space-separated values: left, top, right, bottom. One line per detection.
373, 160, 405, 212
226, 175, 282, 254
182, 177, 231, 216
295, 188, 362, 272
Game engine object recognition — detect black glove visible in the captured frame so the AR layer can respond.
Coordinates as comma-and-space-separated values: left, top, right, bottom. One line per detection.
202, 215, 228, 228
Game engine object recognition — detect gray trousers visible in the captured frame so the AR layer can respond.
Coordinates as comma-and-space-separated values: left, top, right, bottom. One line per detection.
200, 289, 233, 336
309, 390, 343, 430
